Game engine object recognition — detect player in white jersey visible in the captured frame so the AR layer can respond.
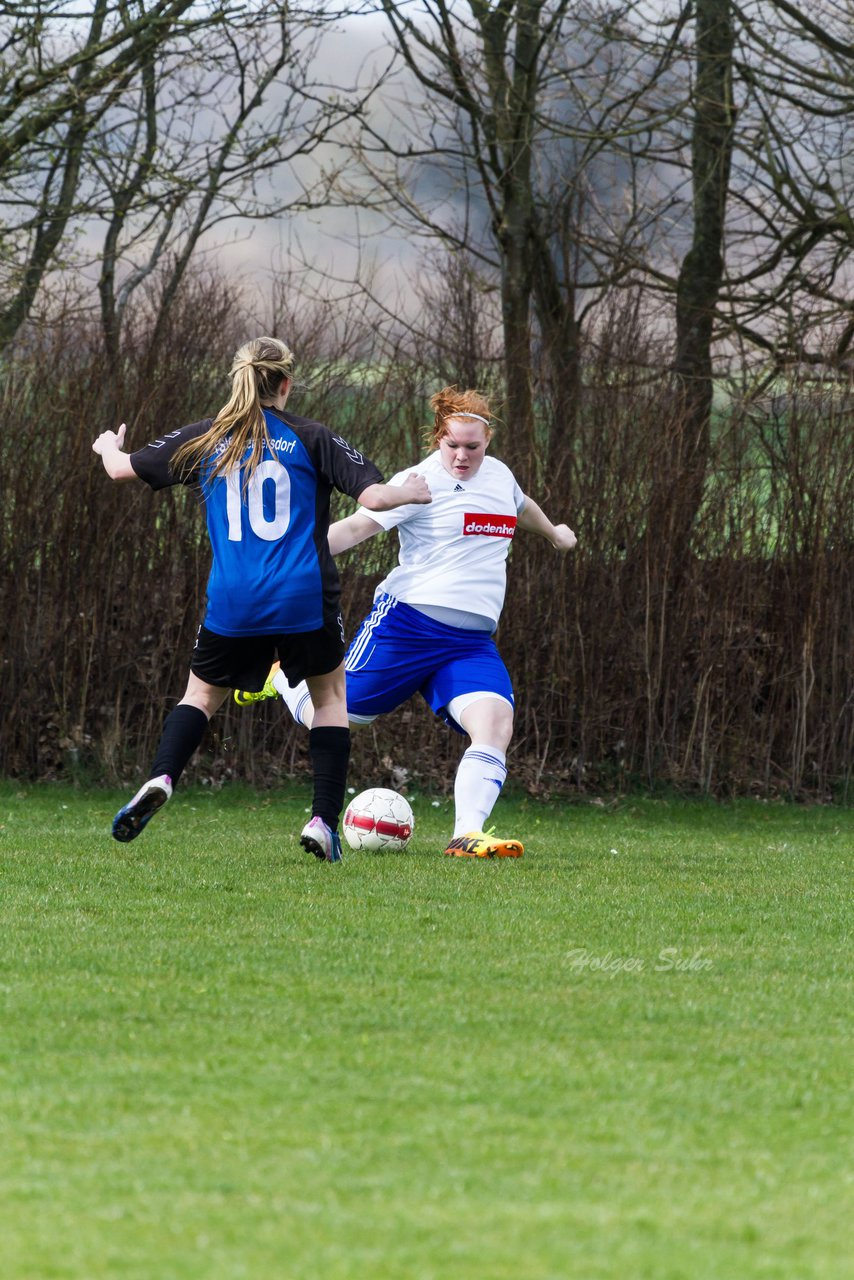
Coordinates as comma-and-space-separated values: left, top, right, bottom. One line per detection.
236, 386, 576, 858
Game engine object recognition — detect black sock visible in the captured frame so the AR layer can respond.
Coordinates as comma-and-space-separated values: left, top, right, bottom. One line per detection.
309, 725, 351, 829
150, 704, 210, 787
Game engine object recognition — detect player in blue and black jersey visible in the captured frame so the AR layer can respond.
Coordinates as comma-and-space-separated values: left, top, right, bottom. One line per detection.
92, 336, 430, 861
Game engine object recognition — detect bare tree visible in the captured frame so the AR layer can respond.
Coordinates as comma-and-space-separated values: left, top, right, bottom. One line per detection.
670, 0, 736, 532
358, 0, 571, 481
335, 1, 687, 487
626, 0, 854, 383
0, 0, 200, 348
722, 0, 854, 374
0, 1, 363, 378
93, 8, 368, 399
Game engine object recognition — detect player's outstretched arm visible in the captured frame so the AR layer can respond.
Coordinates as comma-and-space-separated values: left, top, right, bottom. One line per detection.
517, 496, 577, 551
92, 423, 139, 482
358, 472, 431, 511
328, 473, 431, 555
328, 512, 384, 556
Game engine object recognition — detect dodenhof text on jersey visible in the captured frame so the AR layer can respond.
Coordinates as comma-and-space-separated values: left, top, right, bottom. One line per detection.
463, 514, 517, 538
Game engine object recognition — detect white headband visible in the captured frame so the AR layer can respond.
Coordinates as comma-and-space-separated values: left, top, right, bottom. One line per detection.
450, 412, 490, 426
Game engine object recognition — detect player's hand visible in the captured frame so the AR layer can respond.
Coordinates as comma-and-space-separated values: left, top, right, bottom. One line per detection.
400, 472, 431, 504
552, 524, 577, 552
92, 422, 127, 455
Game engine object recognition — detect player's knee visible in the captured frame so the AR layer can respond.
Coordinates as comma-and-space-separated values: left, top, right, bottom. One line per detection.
181, 674, 228, 719
306, 663, 346, 709
458, 695, 514, 749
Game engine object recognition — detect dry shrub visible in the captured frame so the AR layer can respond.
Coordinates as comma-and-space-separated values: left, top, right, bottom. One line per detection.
1, 276, 851, 799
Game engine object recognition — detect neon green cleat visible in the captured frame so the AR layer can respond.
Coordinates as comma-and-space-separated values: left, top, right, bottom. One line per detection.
233, 662, 281, 707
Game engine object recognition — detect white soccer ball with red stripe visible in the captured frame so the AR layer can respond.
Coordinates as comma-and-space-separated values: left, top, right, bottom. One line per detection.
343, 787, 414, 851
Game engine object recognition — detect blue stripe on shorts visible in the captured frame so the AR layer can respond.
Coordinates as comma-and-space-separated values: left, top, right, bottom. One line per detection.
344, 593, 514, 732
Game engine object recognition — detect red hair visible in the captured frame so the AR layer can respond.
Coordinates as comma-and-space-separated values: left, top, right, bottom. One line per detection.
427, 386, 493, 450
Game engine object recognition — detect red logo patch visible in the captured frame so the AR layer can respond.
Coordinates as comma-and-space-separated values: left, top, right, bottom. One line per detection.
462, 513, 517, 538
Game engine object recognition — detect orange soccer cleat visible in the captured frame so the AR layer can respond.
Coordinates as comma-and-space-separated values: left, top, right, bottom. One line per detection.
443, 829, 524, 859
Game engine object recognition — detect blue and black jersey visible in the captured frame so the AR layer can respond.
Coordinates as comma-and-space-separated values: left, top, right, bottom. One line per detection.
130, 407, 383, 637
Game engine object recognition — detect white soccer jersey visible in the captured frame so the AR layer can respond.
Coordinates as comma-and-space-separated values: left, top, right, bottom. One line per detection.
368, 452, 526, 630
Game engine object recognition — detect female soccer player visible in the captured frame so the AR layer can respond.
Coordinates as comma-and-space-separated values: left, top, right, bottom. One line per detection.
92, 336, 430, 862
237, 385, 576, 858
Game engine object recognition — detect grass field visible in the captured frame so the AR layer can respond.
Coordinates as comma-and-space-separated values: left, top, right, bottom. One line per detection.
0, 781, 851, 1280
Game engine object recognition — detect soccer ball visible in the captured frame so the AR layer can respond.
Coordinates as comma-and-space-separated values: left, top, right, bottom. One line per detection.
343, 787, 414, 852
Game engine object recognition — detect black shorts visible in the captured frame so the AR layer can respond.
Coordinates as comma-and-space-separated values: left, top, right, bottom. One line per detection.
190, 616, 345, 691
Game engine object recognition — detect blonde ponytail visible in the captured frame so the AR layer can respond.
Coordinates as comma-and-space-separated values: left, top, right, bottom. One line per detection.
173, 337, 296, 482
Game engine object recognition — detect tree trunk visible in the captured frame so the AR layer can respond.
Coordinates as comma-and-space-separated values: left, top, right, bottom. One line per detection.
672, 0, 735, 538
479, 0, 544, 487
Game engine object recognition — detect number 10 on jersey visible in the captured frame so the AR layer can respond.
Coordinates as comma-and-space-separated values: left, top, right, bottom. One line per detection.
226, 461, 291, 542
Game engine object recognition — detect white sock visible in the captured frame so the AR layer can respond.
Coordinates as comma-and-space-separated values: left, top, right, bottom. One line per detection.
453, 744, 507, 837
274, 670, 314, 728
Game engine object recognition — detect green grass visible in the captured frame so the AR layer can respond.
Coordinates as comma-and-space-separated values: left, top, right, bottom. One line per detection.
0, 782, 851, 1280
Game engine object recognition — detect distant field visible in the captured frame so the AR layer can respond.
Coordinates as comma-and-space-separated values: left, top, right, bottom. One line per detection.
0, 782, 851, 1280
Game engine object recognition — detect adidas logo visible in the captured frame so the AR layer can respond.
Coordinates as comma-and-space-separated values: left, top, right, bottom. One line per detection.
454, 483, 464, 492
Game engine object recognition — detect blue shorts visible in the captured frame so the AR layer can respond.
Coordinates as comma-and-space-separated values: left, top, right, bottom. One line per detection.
344, 594, 513, 733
